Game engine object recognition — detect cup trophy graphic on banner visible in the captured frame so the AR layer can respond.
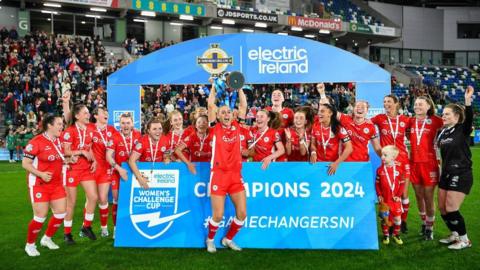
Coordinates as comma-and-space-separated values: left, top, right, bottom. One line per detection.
197, 43, 245, 110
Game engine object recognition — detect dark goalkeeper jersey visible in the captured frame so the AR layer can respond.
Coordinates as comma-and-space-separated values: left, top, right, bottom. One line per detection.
436, 106, 473, 173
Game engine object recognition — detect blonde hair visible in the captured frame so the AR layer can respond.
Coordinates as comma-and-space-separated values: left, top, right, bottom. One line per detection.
382, 145, 399, 159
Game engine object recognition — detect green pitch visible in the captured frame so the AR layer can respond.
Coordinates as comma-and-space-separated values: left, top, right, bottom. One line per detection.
1, 147, 479, 270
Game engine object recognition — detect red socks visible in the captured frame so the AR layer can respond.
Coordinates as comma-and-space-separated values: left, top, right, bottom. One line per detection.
401, 198, 410, 221
99, 204, 109, 228
45, 213, 66, 238
26, 216, 46, 244
112, 202, 118, 226
226, 217, 244, 240
207, 219, 219, 240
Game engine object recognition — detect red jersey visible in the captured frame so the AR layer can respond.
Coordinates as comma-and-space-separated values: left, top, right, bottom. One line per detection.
375, 161, 407, 202
165, 130, 188, 161
265, 106, 294, 128
239, 125, 252, 162
311, 124, 350, 162
183, 125, 195, 138
181, 131, 213, 162
210, 121, 242, 172
249, 127, 281, 162
285, 127, 310, 161
62, 124, 94, 171
90, 124, 118, 169
107, 130, 142, 165
339, 114, 377, 161
24, 134, 64, 187
133, 135, 169, 162
371, 114, 410, 160
408, 115, 443, 163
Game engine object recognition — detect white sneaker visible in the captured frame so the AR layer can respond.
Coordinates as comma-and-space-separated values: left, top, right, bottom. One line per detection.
40, 235, 59, 250
439, 233, 459, 244
206, 239, 216, 253
448, 240, 472, 250
25, 244, 40, 256
101, 227, 109, 237
221, 237, 242, 251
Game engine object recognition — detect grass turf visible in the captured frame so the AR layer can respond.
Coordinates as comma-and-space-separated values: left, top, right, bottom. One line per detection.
0, 147, 479, 270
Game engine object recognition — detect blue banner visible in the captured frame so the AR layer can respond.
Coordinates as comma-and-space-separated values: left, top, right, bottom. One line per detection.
115, 162, 378, 250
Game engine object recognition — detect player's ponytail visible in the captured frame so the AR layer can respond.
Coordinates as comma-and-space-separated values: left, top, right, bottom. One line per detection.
267, 111, 282, 130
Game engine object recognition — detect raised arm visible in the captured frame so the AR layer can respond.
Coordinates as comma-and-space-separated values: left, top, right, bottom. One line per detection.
463, 85, 474, 136
237, 88, 247, 120
207, 78, 217, 123
61, 91, 71, 124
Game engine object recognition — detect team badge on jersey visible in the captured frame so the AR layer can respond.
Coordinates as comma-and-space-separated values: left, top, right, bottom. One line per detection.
381, 129, 388, 135
136, 143, 142, 150
25, 144, 33, 152
35, 193, 42, 199
264, 137, 270, 142
363, 128, 370, 134
48, 155, 55, 161
63, 132, 70, 140
283, 114, 288, 119
161, 146, 167, 152
400, 122, 405, 128
68, 177, 74, 183
426, 119, 432, 124
130, 170, 190, 240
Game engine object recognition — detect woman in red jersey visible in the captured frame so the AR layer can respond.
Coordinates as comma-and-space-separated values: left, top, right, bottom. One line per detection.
408, 96, 443, 240
128, 117, 168, 189
310, 103, 353, 175
204, 80, 248, 253
371, 95, 411, 233
247, 110, 285, 168
317, 83, 381, 161
62, 104, 98, 244
183, 107, 208, 138
106, 113, 141, 237
90, 107, 118, 238
23, 115, 69, 256
163, 110, 186, 163
265, 89, 293, 162
284, 106, 314, 162
175, 115, 213, 173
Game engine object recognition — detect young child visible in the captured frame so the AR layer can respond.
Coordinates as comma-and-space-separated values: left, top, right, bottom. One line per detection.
376, 145, 407, 245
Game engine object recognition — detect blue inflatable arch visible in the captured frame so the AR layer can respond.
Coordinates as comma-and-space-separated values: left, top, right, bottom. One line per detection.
107, 33, 390, 129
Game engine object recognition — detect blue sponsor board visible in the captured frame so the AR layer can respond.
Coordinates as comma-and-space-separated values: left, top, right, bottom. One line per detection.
115, 162, 378, 249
